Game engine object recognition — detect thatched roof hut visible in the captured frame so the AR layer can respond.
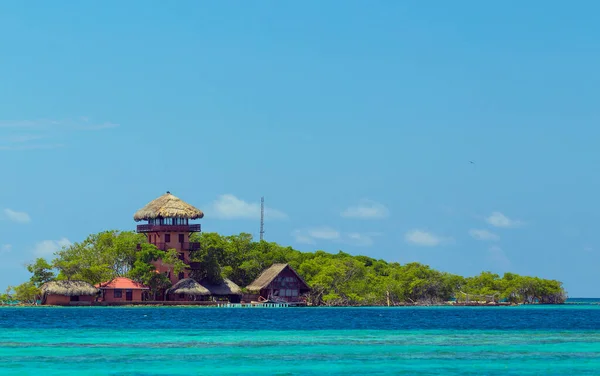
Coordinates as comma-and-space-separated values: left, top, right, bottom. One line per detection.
41, 280, 99, 297
247, 263, 309, 291
199, 278, 242, 296
166, 278, 210, 296
133, 191, 204, 221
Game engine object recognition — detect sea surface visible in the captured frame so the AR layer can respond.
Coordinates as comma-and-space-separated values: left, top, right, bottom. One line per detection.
1, 303, 600, 375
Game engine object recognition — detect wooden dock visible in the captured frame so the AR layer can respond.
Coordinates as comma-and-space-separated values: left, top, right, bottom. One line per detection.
216, 302, 291, 308
87, 301, 304, 308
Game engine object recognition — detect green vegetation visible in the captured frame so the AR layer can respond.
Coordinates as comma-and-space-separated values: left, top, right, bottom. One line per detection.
0, 286, 14, 304
5, 230, 567, 306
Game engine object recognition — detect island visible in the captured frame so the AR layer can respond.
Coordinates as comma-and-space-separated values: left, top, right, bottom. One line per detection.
1, 191, 567, 306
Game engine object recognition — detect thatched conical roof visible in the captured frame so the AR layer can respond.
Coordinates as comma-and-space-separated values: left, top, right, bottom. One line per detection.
166, 278, 210, 296
133, 191, 204, 221
41, 280, 99, 297
200, 278, 242, 296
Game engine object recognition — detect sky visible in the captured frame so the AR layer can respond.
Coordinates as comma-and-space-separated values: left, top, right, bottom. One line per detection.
1, 1, 599, 297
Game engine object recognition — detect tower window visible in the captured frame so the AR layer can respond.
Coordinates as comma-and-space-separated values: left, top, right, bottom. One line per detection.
174, 218, 189, 225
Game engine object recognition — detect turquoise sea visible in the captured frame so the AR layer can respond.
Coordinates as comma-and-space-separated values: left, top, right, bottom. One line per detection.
1, 303, 600, 375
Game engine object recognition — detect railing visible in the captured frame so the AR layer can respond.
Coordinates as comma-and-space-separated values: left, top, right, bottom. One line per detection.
136, 224, 201, 233
146, 242, 200, 251
185, 242, 201, 251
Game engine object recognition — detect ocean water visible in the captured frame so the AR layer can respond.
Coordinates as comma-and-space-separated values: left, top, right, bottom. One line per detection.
1, 305, 599, 375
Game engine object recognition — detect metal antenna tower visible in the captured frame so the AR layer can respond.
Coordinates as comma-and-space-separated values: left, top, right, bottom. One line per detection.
260, 196, 265, 241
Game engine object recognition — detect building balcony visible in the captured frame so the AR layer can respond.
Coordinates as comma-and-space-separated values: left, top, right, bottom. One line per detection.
186, 242, 201, 251
147, 242, 200, 252
136, 224, 201, 233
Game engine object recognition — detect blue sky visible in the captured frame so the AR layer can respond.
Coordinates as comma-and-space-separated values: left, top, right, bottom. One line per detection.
1, 1, 599, 297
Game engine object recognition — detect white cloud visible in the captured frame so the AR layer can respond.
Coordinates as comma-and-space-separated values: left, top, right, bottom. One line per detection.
3, 208, 31, 223
404, 229, 449, 247
341, 199, 389, 219
0, 119, 54, 128
292, 227, 379, 247
468, 229, 499, 241
292, 226, 339, 245
485, 212, 524, 228
0, 244, 12, 253
307, 226, 340, 240
33, 238, 71, 257
77, 122, 119, 131
343, 232, 380, 247
291, 230, 316, 245
0, 118, 119, 130
0, 117, 118, 151
0, 134, 45, 143
0, 144, 64, 151
208, 194, 287, 220
488, 245, 511, 270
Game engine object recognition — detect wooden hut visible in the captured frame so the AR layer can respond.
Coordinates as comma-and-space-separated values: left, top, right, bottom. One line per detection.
246, 264, 310, 303
133, 191, 204, 287
97, 277, 149, 303
41, 280, 99, 306
200, 278, 242, 303
166, 278, 210, 301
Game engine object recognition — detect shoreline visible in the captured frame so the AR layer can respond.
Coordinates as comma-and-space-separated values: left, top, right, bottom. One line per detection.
0, 301, 579, 308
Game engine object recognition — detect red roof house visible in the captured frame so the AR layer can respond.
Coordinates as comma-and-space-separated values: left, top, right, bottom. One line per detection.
96, 277, 149, 303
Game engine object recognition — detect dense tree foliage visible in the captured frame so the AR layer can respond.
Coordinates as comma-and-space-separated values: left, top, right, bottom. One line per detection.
7, 230, 567, 305
186, 232, 567, 305
459, 272, 567, 304
0, 259, 54, 305
52, 231, 145, 283
0, 286, 13, 304
128, 245, 172, 300
26, 258, 55, 287
12, 282, 39, 304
